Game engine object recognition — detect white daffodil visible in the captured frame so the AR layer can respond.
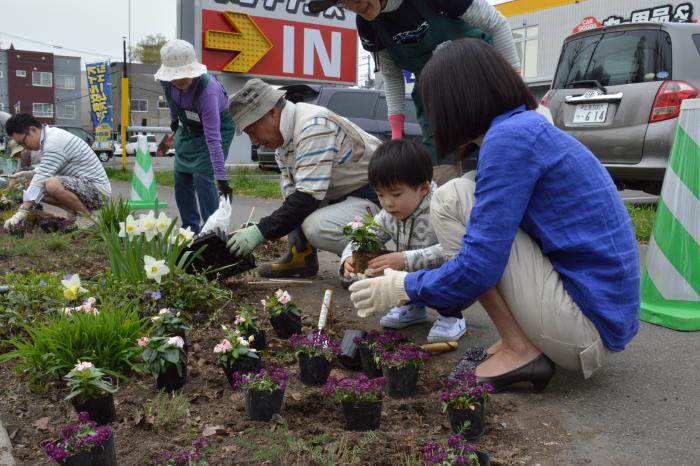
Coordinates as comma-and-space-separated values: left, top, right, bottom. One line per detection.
61, 274, 87, 301
155, 211, 171, 234
118, 214, 141, 238
139, 211, 158, 241
175, 226, 195, 245
143, 255, 170, 284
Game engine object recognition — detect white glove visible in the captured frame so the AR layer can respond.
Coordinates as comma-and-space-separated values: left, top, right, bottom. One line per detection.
8, 170, 34, 189
349, 268, 410, 318
11, 170, 35, 179
4, 207, 30, 230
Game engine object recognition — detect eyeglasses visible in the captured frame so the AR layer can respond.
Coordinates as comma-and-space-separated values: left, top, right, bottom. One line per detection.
16, 131, 30, 147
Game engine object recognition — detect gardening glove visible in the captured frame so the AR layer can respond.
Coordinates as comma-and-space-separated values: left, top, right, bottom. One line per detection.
8, 170, 34, 189
227, 224, 264, 258
4, 207, 30, 231
349, 268, 410, 318
217, 179, 233, 200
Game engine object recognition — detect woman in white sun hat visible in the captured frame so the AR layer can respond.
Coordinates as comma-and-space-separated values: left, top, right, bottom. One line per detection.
155, 39, 236, 234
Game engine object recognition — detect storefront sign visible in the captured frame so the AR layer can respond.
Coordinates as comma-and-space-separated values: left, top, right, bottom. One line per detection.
200, 0, 357, 84
601, 3, 694, 26
572, 16, 602, 33
85, 61, 112, 149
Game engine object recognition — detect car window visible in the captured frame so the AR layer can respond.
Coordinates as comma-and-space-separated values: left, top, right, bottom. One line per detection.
128, 136, 137, 143
326, 92, 376, 119
373, 97, 419, 124
147, 136, 156, 142
552, 29, 672, 88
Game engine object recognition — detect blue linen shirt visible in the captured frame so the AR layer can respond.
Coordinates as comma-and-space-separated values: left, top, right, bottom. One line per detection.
404, 106, 640, 351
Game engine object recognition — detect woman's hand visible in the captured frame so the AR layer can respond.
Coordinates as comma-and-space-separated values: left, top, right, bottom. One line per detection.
367, 252, 405, 276
343, 256, 355, 277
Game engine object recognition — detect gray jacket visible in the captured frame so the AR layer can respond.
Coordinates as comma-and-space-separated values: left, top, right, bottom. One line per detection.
340, 182, 445, 274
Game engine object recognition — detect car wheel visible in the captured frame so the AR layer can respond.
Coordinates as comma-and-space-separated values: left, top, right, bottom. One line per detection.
97, 152, 110, 162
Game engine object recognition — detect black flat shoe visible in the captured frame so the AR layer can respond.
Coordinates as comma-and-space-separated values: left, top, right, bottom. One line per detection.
476, 354, 555, 393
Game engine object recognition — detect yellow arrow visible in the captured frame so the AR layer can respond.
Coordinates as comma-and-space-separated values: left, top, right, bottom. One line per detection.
204, 11, 272, 73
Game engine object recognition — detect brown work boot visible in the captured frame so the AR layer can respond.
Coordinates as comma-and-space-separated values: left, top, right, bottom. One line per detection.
258, 228, 319, 278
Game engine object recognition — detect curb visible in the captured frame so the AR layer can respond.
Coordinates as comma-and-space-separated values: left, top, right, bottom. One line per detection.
0, 420, 15, 466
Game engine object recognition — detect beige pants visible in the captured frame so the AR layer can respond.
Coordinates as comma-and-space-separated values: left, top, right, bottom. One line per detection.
431, 175, 610, 378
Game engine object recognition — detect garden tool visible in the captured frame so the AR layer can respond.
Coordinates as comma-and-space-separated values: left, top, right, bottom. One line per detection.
421, 341, 459, 355
258, 227, 318, 278
317, 289, 333, 334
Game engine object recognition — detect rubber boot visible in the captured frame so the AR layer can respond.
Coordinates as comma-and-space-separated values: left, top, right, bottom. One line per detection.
258, 227, 319, 278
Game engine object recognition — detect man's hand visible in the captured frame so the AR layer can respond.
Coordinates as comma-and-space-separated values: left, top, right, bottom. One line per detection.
367, 252, 405, 276
170, 120, 179, 134
3, 207, 30, 231
217, 180, 233, 200
349, 268, 410, 318
343, 256, 355, 277
226, 224, 264, 258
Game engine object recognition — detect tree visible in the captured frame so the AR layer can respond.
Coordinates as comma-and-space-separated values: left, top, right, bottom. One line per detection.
129, 34, 168, 64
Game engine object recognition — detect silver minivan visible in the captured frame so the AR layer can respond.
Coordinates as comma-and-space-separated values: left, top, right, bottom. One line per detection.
542, 22, 700, 194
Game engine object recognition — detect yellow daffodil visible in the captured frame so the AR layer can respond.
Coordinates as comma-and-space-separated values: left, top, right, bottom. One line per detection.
61, 274, 86, 301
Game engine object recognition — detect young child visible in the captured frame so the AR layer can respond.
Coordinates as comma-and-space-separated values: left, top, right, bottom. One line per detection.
340, 140, 467, 342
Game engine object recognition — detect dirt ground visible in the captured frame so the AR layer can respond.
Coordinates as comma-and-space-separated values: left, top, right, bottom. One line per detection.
0, 236, 570, 465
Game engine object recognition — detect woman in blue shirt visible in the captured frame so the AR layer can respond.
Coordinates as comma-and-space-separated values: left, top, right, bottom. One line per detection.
349, 39, 640, 392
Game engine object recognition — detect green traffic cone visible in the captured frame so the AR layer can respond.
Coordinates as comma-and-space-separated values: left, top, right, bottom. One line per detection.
127, 135, 168, 210
640, 98, 700, 331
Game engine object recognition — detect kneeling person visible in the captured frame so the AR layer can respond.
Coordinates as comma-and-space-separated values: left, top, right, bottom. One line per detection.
341, 140, 465, 342
3, 114, 111, 230
226, 79, 381, 276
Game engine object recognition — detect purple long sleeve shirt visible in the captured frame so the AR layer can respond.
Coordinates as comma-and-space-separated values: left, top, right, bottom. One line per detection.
162, 76, 229, 180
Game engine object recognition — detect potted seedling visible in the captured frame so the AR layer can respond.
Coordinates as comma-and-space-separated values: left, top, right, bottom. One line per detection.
64, 361, 117, 426
355, 330, 409, 378
290, 332, 340, 386
150, 308, 189, 354
440, 371, 493, 440
376, 342, 430, 398
158, 438, 210, 466
324, 374, 384, 431
215, 324, 261, 389
234, 305, 266, 351
232, 366, 289, 421
43, 412, 117, 466
422, 435, 491, 466
139, 335, 187, 392
342, 213, 385, 274
262, 289, 302, 339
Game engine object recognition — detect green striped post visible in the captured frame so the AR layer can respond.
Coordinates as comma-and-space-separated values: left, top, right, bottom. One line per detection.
640, 99, 700, 330
127, 135, 167, 210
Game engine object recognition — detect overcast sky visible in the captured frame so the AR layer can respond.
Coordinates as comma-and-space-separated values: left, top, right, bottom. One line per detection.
0, 0, 509, 66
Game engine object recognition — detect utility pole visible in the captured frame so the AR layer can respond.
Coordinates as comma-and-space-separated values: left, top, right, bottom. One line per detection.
120, 37, 129, 171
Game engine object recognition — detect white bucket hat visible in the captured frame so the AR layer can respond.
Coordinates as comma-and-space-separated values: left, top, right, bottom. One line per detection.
154, 39, 207, 82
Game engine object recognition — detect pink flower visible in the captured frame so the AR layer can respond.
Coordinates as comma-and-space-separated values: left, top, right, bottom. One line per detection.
214, 339, 232, 353
167, 336, 185, 348
234, 314, 245, 325
260, 299, 267, 307
74, 361, 93, 371
275, 289, 292, 304
137, 336, 149, 347
350, 220, 363, 230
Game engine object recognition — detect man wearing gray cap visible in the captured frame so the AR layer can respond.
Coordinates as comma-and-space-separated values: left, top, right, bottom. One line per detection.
227, 78, 381, 277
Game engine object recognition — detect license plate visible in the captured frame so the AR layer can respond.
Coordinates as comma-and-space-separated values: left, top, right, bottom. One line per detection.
573, 103, 608, 123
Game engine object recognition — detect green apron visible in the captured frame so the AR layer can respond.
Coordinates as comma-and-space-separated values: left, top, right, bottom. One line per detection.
164, 73, 236, 175
374, 0, 491, 164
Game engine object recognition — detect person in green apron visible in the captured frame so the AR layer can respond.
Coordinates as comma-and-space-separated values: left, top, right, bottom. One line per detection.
309, 0, 521, 185
155, 39, 236, 233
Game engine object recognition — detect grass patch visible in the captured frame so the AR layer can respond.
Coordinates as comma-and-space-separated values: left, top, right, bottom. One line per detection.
105, 167, 281, 199
626, 203, 656, 243
141, 391, 190, 432
45, 235, 69, 252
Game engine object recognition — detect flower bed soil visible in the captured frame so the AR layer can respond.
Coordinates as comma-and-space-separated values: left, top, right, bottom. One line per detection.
0, 237, 570, 465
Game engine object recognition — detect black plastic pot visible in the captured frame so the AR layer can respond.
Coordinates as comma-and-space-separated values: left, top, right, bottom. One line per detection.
220, 357, 263, 389
475, 450, 491, 466
447, 402, 486, 440
72, 393, 116, 426
298, 353, 332, 386
244, 389, 284, 421
248, 330, 267, 351
382, 365, 419, 399
156, 361, 187, 393
341, 400, 382, 431
59, 433, 117, 466
359, 345, 382, 378
269, 312, 302, 339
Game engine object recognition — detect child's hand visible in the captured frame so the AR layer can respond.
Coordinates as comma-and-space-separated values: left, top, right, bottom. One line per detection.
367, 252, 405, 276
343, 257, 355, 277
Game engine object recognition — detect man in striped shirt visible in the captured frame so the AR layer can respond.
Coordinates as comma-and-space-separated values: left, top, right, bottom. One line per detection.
226, 78, 381, 277
3, 113, 111, 230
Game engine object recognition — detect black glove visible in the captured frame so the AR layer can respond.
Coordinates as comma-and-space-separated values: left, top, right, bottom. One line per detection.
170, 120, 179, 133
217, 179, 233, 199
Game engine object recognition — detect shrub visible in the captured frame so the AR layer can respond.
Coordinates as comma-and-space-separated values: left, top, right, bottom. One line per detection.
0, 302, 145, 381
0, 272, 66, 339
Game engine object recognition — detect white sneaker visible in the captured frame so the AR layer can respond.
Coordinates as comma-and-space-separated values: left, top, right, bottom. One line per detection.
379, 304, 428, 329
427, 316, 467, 342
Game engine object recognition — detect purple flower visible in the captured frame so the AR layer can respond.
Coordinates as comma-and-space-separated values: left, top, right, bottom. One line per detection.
290, 333, 341, 358
376, 343, 429, 369
193, 311, 205, 323
439, 372, 492, 409
234, 366, 288, 391
44, 414, 112, 463
151, 290, 162, 300
38, 280, 46, 287
324, 373, 384, 402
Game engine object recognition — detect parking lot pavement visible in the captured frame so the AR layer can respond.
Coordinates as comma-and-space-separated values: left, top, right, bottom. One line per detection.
620, 189, 659, 205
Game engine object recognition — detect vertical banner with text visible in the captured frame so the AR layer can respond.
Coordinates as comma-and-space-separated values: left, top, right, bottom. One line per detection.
85, 61, 113, 149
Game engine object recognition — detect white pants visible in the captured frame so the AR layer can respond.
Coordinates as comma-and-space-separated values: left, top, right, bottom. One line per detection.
431, 175, 610, 378
302, 196, 380, 256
